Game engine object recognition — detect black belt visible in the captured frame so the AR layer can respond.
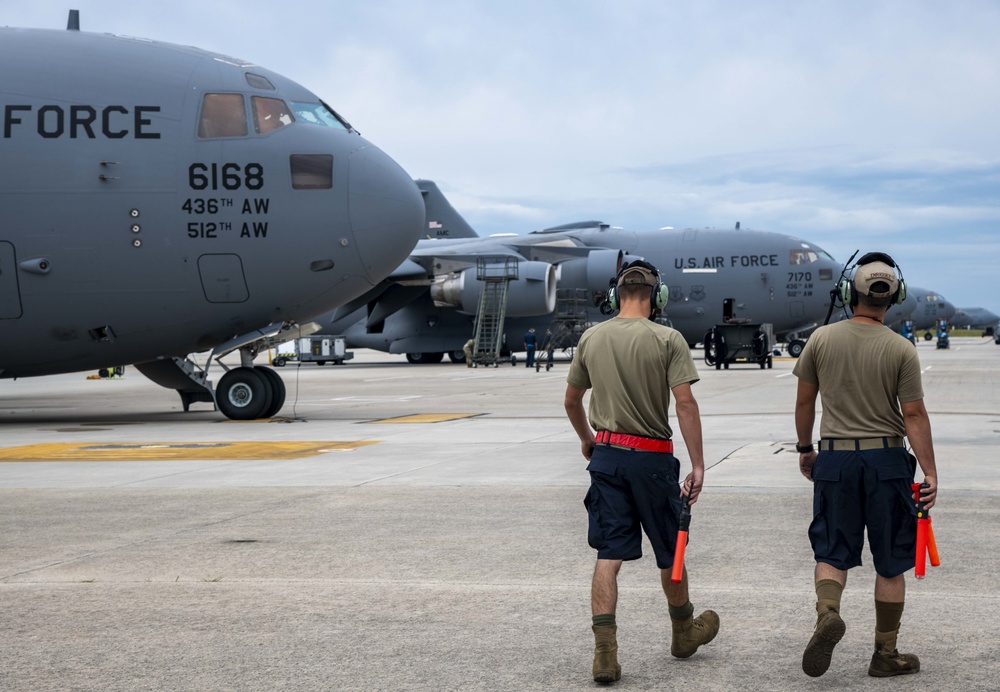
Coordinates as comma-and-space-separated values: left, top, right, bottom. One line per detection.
819, 437, 904, 452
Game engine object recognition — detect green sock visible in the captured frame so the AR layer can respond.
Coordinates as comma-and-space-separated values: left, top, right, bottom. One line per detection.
874, 599, 904, 633
816, 579, 844, 615
592, 614, 616, 627
668, 601, 693, 620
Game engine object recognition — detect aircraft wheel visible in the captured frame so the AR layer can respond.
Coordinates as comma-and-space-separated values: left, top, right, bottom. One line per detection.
448, 351, 467, 364
257, 368, 286, 418
217, 367, 273, 420
787, 340, 805, 358
406, 352, 445, 364
924, 332, 933, 341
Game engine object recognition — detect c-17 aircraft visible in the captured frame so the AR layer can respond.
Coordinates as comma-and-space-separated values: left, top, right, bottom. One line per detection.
0, 15, 424, 418
867, 287, 955, 338
308, 181, 843, 362
951, 307, 1000, 331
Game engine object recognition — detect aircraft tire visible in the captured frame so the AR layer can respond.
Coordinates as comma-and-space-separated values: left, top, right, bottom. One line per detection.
258, 368, 286, 418
924, 332, 933, 341
406, 352, 445, 364
217, 367, 273, 420
448, 351, 466, 364
787, 340, 806, 358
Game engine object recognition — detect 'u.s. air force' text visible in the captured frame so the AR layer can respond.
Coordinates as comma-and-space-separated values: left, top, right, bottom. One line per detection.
675, 255, 778, 268
3, 105, 160, 138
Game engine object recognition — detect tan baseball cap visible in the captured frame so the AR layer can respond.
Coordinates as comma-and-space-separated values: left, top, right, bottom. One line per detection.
854, 260, 898, 297
618, 265, 657, 287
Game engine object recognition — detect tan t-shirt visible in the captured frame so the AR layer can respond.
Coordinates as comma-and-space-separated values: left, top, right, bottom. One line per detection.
793, 320, 923, 438
566, 318, 698, 439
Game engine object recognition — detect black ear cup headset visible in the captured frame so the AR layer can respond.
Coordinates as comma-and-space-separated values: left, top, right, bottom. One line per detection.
603, 259, 669, 314
825, 250, 906, 325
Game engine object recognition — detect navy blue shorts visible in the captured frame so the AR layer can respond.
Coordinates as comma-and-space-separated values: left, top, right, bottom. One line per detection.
809, 448, 918, 578
583, 445, 682, 569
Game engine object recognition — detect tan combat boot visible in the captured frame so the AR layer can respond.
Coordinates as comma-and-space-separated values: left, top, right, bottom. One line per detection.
592, 624, 621, 683
868, 628, 920, 677
802, 609, 846, 677
670, 609, 720, 658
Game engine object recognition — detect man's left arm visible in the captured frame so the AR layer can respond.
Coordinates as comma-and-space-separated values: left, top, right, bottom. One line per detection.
672, 382, 705, 504
795, 379, 820, 482
564, 384, 595, 461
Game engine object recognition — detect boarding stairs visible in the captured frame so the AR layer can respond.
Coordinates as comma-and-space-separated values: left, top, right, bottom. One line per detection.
471, 256, 518, 367
540, 288, 592, 367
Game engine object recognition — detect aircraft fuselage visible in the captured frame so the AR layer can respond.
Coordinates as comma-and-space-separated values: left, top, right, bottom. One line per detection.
0, 28, 424, 378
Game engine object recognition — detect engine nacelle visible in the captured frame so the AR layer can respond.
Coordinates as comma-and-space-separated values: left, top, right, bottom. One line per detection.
430, 261, 557, 317
555, 249, 623, 294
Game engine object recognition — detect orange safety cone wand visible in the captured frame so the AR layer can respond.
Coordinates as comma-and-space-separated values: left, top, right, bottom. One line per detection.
670, 496, 692, 584
912, 482, 941, 579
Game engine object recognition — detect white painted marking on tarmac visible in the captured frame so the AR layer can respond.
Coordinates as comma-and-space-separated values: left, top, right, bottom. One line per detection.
776, 372, 794, 378
922, 365, 933, 374
330, 396, 422, 402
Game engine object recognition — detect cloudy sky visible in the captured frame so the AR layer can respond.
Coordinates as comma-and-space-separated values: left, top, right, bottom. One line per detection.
5, 1, 999, 313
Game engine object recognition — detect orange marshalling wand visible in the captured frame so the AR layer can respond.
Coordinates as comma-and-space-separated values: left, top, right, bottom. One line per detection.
912, 482, 941, 579
671, 497, 692, 584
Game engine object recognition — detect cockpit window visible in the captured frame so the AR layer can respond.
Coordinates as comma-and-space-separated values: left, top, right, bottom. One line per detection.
290, 102, 350, 131
198, 93, 248, 138
245, 73, 275, 90
790, 249, 819, 265
252, 97, 294, 135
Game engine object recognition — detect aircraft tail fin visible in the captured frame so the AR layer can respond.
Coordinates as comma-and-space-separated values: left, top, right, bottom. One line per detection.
415, 180, 479, 239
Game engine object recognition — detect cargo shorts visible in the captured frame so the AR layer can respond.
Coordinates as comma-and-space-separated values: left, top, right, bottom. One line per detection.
583, 445, 682, 569
809, 447, 918, 578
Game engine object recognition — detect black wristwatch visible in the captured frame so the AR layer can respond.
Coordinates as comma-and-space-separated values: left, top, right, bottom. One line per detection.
795, 442, 815, 454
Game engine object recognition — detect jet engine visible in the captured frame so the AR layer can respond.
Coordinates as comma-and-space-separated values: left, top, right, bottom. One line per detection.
430, 261, 557, 317
554, 249, 623, 295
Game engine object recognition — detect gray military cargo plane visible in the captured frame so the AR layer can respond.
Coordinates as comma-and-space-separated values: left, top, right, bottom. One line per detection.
0, 19, 424, 418
309, 181, 842, 362
952, 307, 999, 331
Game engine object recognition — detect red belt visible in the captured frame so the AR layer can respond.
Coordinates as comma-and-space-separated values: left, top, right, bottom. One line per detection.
595, 430, 673, 453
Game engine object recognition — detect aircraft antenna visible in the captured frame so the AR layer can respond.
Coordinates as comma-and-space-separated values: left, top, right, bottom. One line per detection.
67, 10, 80, 31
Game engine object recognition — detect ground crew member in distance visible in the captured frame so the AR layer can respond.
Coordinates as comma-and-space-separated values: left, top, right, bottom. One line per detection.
793, 253, 937, 679
523, 327, 537, 368
564, 260, 719, 684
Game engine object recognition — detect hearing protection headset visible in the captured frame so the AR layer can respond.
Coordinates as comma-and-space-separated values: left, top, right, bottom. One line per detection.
837, 251, 907, 307
605, 259, 669, 313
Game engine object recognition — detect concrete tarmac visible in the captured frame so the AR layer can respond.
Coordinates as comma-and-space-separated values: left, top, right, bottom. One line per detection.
1, 337, 998, 691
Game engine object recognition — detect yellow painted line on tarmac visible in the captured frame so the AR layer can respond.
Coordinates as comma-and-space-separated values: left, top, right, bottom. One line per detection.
0, 441, 378, 462
367, 413, 481, 424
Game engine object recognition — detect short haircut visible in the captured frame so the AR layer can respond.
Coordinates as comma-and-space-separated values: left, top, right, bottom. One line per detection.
858, 281, 892, 309
619, 283, 650, 302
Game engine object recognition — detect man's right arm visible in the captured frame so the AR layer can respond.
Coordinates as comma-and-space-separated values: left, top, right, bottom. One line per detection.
672, 382, 705, 504
902, 398, 937, 510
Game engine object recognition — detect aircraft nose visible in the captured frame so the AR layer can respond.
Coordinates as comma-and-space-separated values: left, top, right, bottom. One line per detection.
347, 145, 425, 283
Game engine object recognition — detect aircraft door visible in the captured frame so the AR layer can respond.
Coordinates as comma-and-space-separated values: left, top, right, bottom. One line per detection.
0, 242, 23, 319
723, 298, 735, 322
198, 254, 250, 303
